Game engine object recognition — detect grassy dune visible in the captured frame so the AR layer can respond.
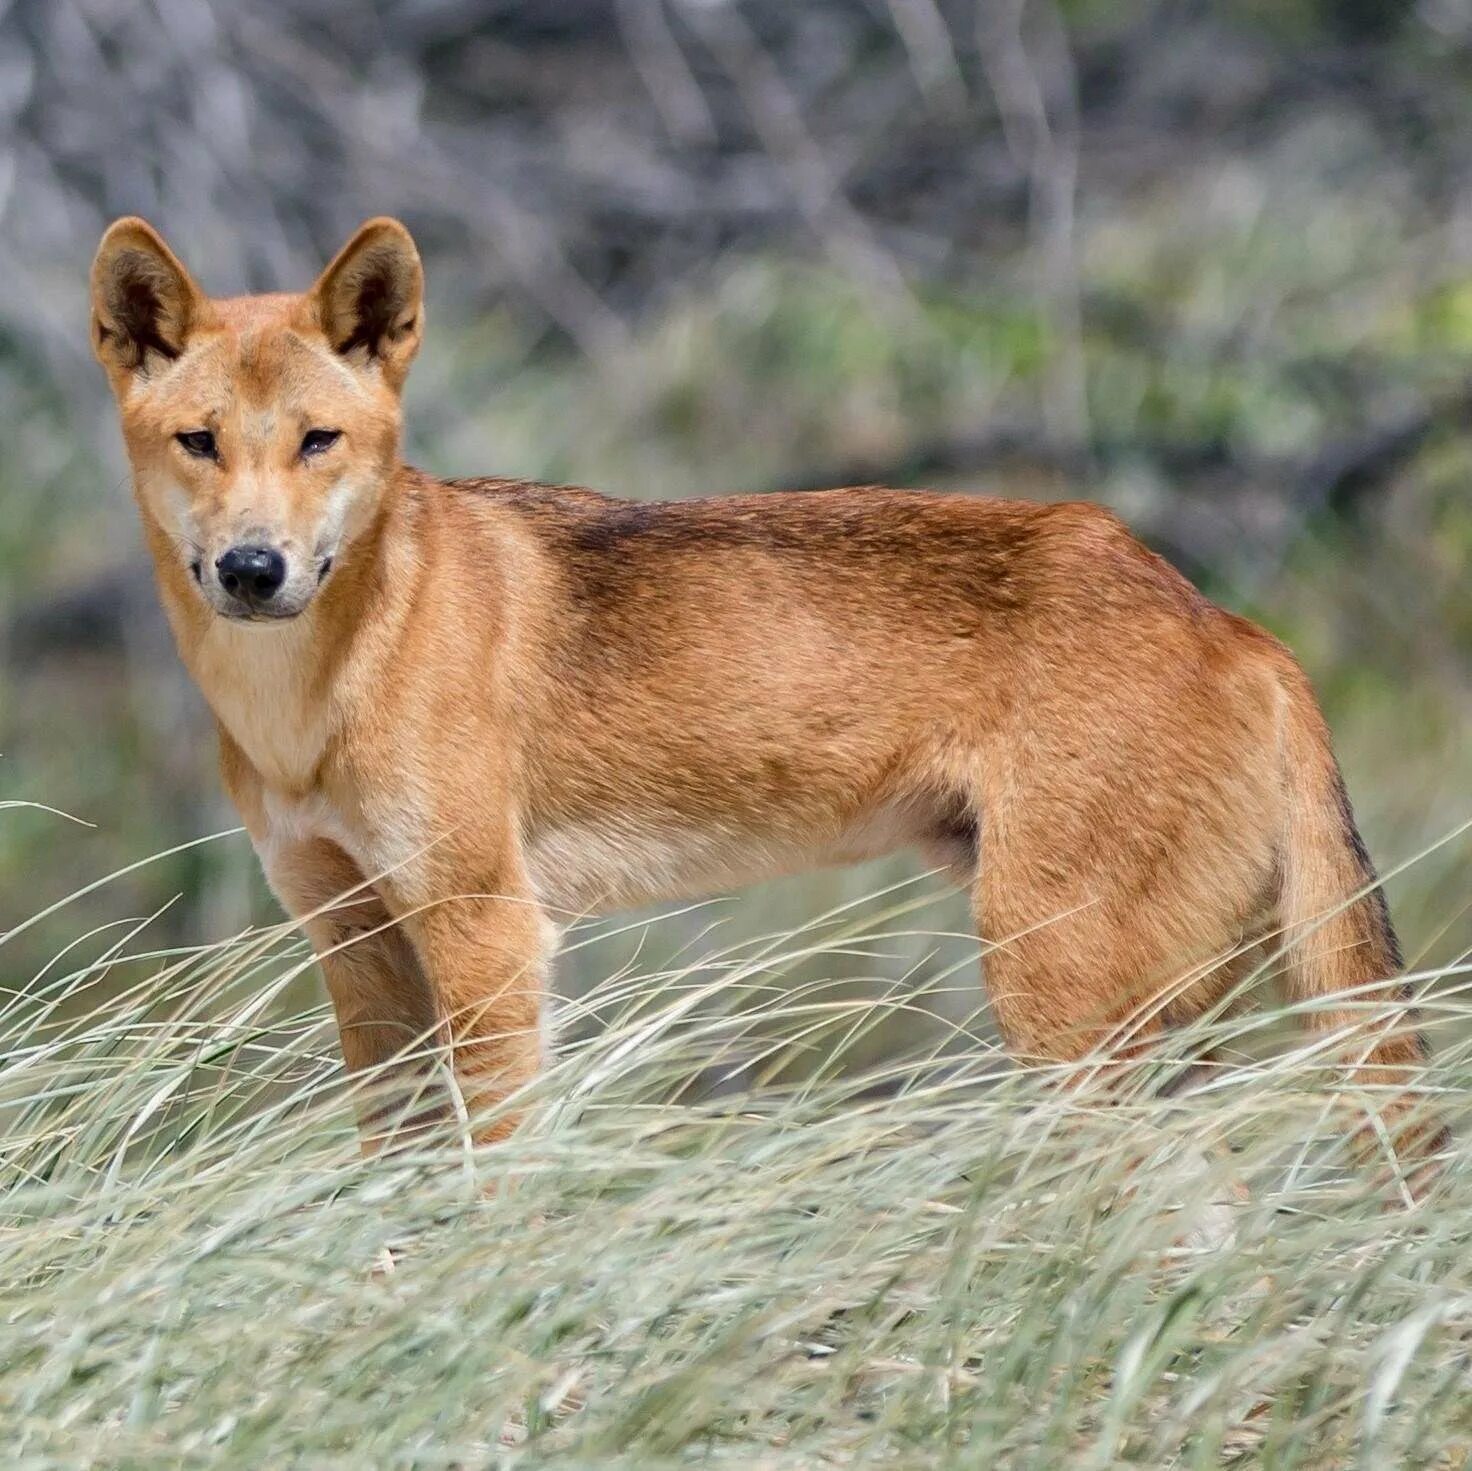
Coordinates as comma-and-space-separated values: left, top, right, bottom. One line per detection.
2, 853, 1469, 1468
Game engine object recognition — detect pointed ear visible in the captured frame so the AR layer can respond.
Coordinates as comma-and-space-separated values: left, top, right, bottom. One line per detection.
309, 218, 424, 386
90, 217, 203, 377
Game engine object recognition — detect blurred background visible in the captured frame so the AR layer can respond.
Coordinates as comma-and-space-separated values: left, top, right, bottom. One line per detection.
1, 0, 1469, 1043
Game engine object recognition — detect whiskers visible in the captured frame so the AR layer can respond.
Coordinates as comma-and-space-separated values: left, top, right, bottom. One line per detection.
166, 531, 207, 583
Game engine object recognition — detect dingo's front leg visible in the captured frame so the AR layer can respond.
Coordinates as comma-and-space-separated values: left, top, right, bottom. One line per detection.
399, 885, 549, 1147
267, 837, 447, 1152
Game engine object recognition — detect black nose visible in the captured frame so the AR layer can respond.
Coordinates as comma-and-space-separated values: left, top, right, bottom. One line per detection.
215, 545, 287, 603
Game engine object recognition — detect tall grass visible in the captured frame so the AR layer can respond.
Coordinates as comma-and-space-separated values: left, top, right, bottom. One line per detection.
0, 851, 1468, 1468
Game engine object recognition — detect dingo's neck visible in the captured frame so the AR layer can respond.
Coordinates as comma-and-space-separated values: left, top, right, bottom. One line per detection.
193, 613, 336, 790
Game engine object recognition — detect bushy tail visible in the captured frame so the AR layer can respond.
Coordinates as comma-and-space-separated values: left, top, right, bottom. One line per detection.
1274, 662, 1442, 1178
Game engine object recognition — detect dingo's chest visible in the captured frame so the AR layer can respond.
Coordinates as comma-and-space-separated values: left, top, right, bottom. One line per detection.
252, 780, 432, 912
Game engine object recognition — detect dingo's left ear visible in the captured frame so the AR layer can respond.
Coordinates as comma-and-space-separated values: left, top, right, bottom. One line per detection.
91, 217, 204, 378
311, 217, 424, 387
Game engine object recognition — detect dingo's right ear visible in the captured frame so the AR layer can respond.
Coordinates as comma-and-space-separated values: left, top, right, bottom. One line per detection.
90, 218, 203, 378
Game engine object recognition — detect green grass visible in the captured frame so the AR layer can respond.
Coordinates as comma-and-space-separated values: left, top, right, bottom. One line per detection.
2, 854, 1470, 1468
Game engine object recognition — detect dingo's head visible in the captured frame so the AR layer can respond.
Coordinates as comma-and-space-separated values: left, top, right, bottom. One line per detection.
91, 217, 422, 622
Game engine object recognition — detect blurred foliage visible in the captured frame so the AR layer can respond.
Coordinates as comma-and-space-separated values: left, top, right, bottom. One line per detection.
0, 0, 1468, 1025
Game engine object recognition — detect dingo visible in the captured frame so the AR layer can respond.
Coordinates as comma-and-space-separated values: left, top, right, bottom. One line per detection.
91, 216, 1434, 1167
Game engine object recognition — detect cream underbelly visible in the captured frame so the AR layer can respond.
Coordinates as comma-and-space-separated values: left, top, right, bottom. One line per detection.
250, 780, 978, 920
523, 795, 977, 918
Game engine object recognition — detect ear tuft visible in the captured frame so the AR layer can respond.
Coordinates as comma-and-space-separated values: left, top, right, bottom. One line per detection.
311, 218, 424, 383
90, 218, 201, 375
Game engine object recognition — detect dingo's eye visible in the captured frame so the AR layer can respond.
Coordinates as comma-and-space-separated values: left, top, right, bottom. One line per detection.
175, 429, 217, 459
301, 428, 342, 458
